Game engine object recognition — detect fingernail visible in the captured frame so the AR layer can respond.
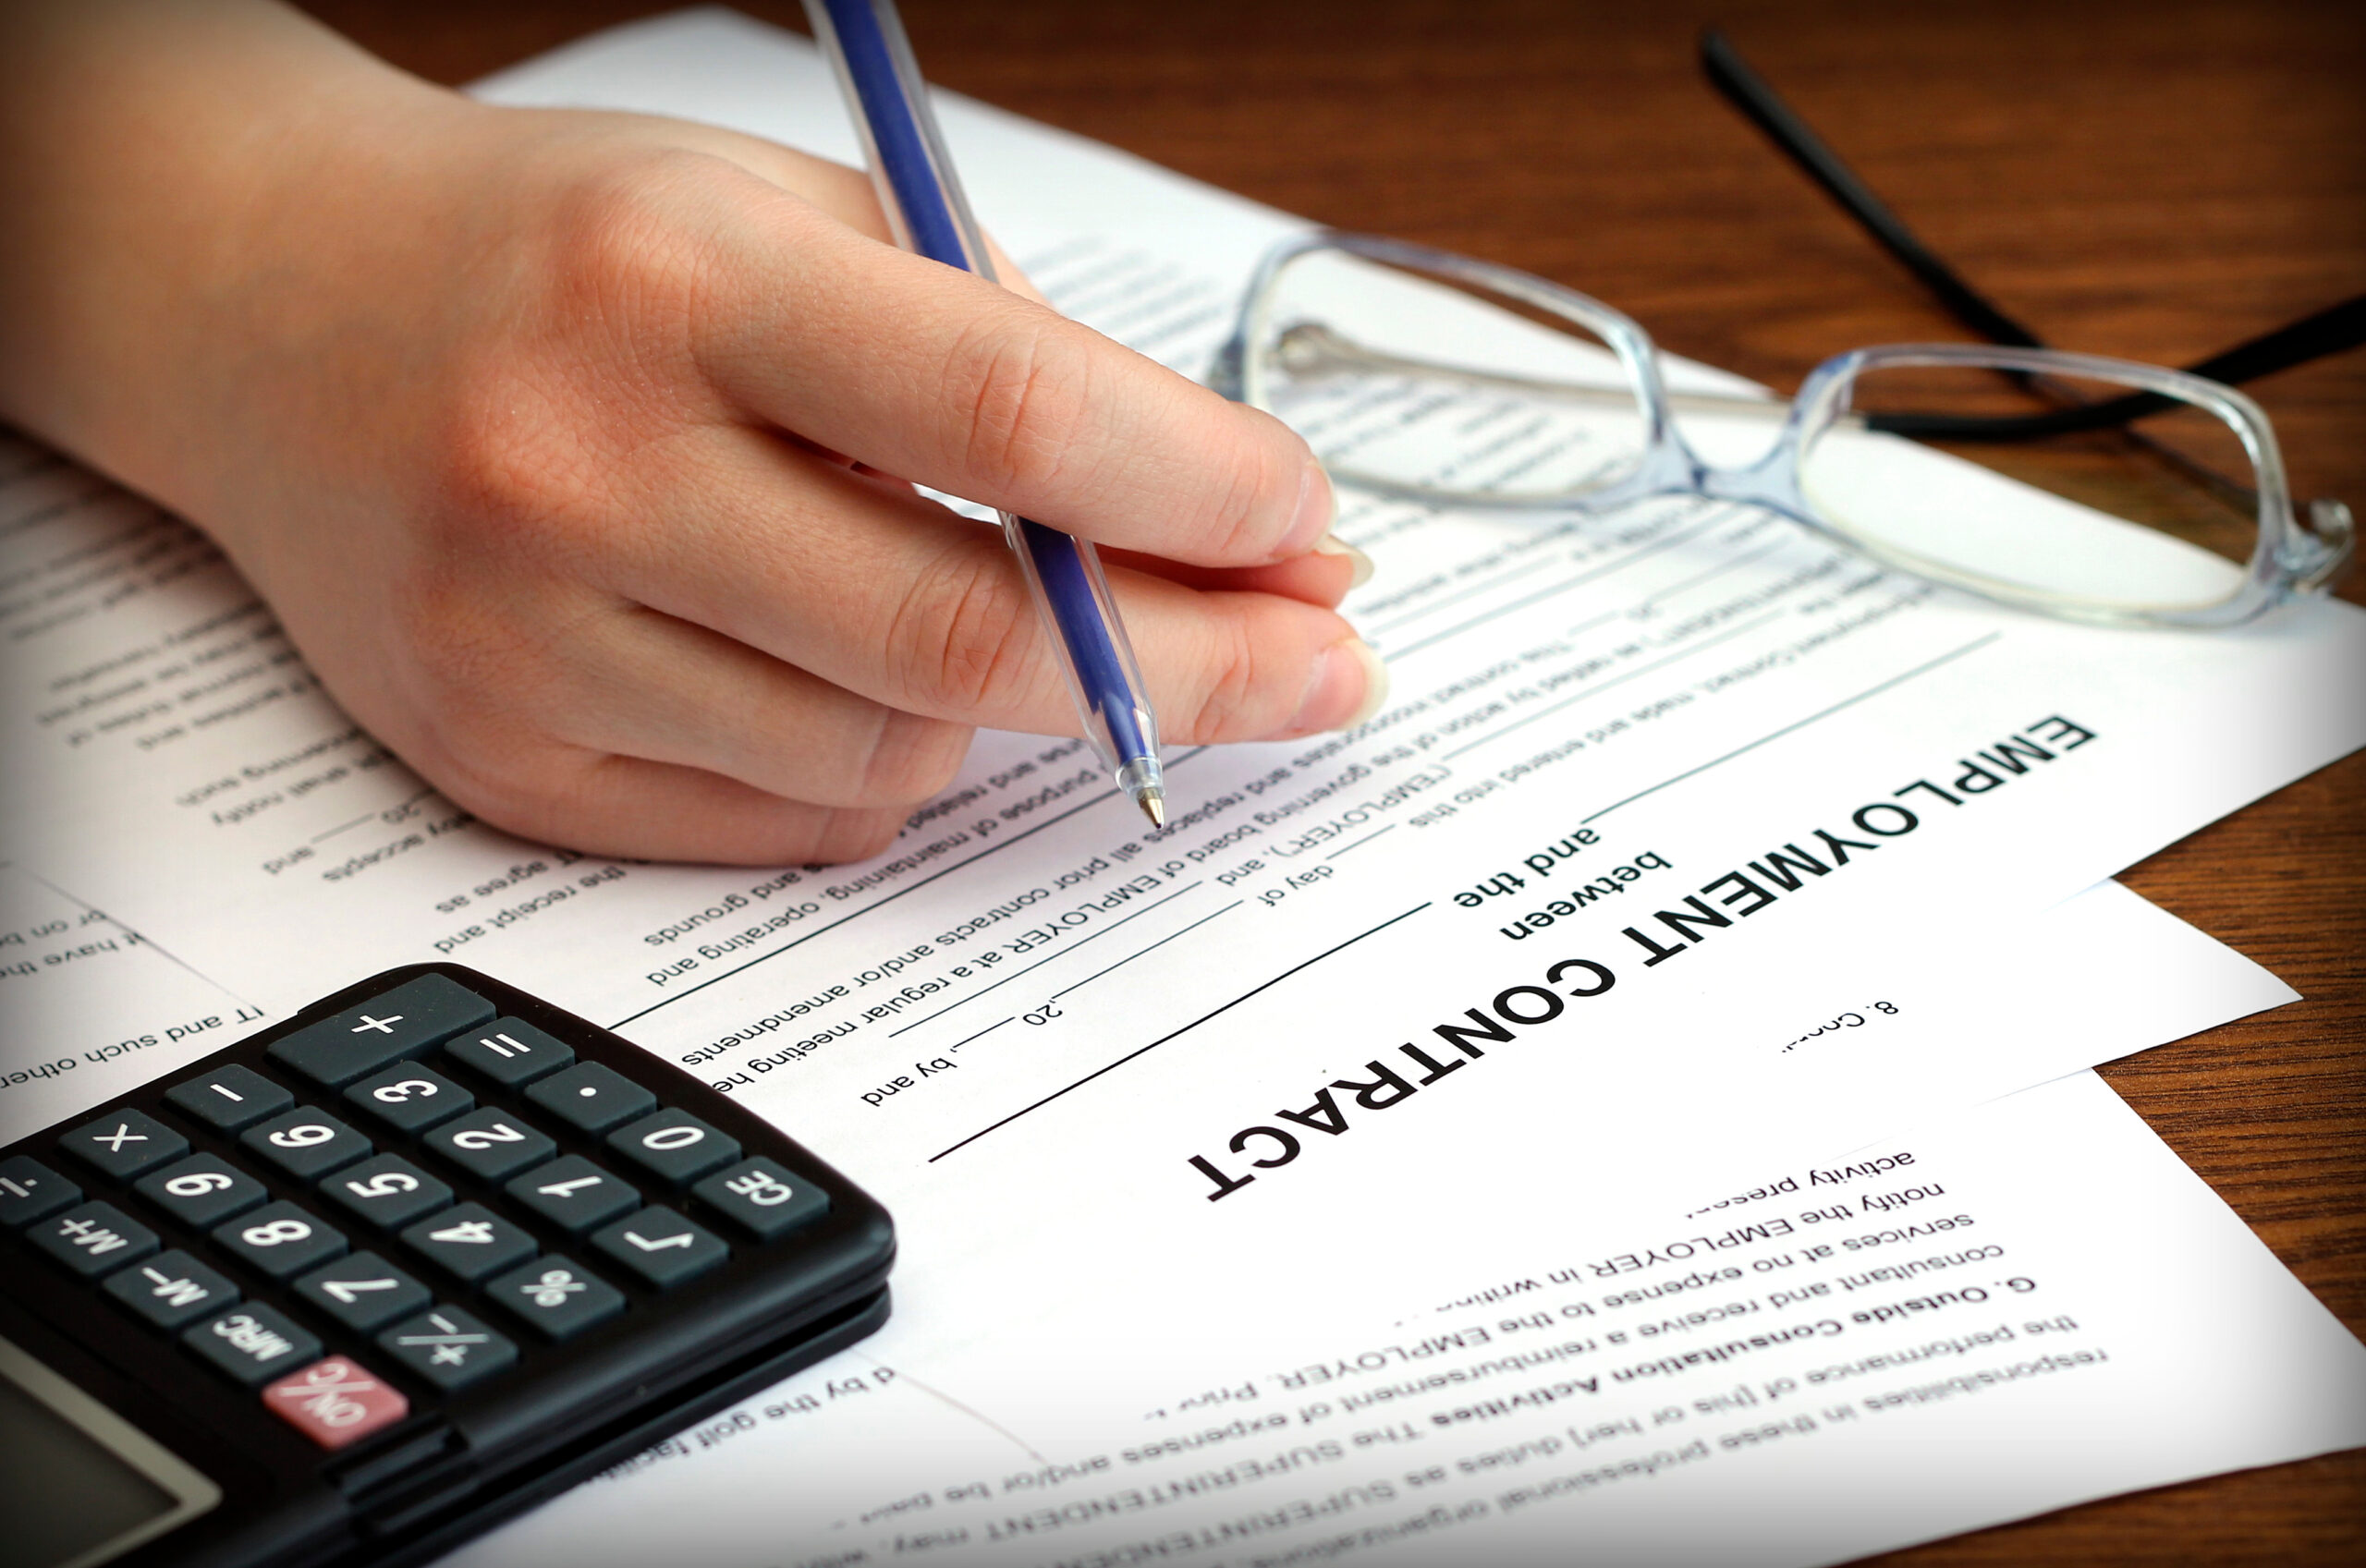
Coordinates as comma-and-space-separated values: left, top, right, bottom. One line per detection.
1276, 458, 1337, 559
1287, 638, 1389, 735
1313, 533, 1374, 590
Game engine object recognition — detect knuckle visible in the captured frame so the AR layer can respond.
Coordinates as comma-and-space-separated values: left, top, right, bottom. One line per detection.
544, 152, 726, 352
883, 545, 1040, 714
1177, 602, 1296, 742
948, 311, 1097, 499
856, 712, 974, 806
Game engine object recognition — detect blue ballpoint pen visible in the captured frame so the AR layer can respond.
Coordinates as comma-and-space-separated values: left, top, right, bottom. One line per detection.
804, 0, 1167, 829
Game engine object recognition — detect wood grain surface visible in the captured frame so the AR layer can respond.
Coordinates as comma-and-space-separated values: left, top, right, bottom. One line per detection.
300, 2, 2366, 1560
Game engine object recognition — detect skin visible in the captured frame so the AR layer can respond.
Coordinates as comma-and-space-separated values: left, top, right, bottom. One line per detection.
0, 0, 1384, 864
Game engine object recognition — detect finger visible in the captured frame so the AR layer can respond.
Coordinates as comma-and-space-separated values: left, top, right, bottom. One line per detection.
443, 749, 909, 866
543, 602, 974, 809
616, 426, 1385, 743
675, 162, 1334, 566
1101, 537, 1370, 609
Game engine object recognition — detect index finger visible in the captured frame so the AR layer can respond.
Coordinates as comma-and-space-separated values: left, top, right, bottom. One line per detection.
686, 171, 1335, 567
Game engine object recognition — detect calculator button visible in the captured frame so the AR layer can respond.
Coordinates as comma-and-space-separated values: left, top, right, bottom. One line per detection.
266, 974, 495, 1087
241, 1108, 372, 1182
345, 1063, 474, 1134
0, 1155, 79, 1228
104, 1250, 240, 1331
294, 1252, 432, 1332
607, 1110, 739, 1185
525, 1064, 654, 1135
485, 1256, 625, 1342
400, 1203, 536, 1282
590, 1207, 728, 1290
262, 1355, 410, 1450
165, 1064, 293, 1132
31, 1201, 159, 1276
213, 1201, 348, 1279
321, 1154, 452, 1232
444, 1017, 574, 1087
505, 1155, 640, 1234
135, 1154, 268, 1228
423, 1109, 555, 1183
60, 1109, 189, 1181
377, 1307, 517, 1392
692, 1157, 830, 1240
183, 1303, 321, 1387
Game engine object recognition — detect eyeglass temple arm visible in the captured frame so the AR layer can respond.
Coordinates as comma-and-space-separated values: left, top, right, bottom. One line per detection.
1699, 28, 2366, 428
1698, 28, 2042, 350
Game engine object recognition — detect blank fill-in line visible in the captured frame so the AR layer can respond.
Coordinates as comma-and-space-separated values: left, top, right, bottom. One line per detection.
1362, 520, 1588, 637
1380, 507, 1742, 662
887, 880, 1205, 1037
1323, 822, 1400, 860
1580, 631, 2004, 824
1052, 901, 1245, 1000
1440, 608, 1788, 761
927, 902, 1433, 1162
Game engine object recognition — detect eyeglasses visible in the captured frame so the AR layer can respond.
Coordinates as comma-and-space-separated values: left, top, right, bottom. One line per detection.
1211, 230, 2354, 628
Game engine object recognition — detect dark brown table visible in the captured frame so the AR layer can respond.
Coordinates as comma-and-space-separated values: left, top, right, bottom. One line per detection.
303, 3, 2366, 1560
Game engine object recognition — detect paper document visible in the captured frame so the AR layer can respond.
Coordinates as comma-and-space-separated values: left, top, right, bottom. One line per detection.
0, 11, 2357, 1562
451, 1067, 2366, 1568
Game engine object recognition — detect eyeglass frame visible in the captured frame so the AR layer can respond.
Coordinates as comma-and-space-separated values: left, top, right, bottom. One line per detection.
1210, 230, 2356, 631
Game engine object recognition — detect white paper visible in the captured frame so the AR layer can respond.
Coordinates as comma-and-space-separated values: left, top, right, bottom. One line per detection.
0, 0, 2352, 1402
0, 863, 259, 1140
447, 1066, 2366, 1568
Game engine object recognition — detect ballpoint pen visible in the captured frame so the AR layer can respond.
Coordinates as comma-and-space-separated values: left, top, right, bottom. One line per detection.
803, 0, 1168, 829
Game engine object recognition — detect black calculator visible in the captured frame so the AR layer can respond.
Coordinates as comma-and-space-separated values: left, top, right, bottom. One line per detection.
0, 963, 894, 1568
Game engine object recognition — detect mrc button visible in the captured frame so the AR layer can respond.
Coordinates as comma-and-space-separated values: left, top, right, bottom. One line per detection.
267, 975, 494, 1087
184, 1304, 322, 1387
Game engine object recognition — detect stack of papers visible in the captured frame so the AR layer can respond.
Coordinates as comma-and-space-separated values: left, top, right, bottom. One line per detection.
2, 11, 2360, 1565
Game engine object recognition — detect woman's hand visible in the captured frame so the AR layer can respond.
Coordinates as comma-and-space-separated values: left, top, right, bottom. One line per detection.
0, 1, 1382, 864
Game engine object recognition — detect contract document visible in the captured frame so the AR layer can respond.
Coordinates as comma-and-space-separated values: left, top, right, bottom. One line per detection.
445, 1067, 2366, 1568
1, 9, 2360, 1561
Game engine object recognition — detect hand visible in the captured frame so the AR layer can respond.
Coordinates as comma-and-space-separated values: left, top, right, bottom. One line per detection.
0, 1, 1382, 864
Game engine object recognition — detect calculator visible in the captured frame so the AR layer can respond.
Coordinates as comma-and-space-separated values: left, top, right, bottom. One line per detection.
0, 963, 895, 1568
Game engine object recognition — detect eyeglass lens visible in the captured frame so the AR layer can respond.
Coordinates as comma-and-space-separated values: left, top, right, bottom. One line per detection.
1800, 365, 2260, 614
1255, 249, 1652, 502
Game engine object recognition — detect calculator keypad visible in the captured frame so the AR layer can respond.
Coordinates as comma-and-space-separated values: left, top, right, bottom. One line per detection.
2, 966, 878, 1463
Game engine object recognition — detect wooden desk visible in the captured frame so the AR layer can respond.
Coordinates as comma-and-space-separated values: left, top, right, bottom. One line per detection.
303, 2, 2366, 1560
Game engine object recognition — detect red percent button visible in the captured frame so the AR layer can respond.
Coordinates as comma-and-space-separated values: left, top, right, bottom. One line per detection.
261, 1355, 409, 1449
